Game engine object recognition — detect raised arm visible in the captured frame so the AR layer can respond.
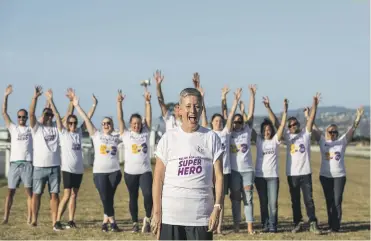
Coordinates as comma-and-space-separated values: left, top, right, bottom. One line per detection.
45, 89, 63, 131
62, 88, 75, 127
246, 84, 257, 127
345, 106, 364, 143
29, 86, 43, 129
304, 107, 321, 142
276, 99, 288, 140
73, 96, 96, 136
263, 96, 280, 130
144, 91, 152, 129
225, 88, 242, 131
239, 100, 248, 123
2, 85, 13, 128
192, 73, 208, 128
81, 94, 98, 130
116, 89, 126, 135
306, 92, 321, 133
221, 86, 229, 120
154, 70, 168, 118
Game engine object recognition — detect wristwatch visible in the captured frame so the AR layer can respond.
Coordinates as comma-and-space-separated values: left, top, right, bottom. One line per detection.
214, 204, 222, 211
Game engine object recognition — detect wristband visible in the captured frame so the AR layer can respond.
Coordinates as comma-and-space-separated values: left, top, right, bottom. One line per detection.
214, 204, 222, 210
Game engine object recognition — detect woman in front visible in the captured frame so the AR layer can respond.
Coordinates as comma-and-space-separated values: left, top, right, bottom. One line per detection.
151, 88, 224, 240
229, 85, 256, 234
252, 98, 288, 233
305, 106, 364, 233
46, 91, 97, 230
73, 94, 122, 232
117, 89, 153, 233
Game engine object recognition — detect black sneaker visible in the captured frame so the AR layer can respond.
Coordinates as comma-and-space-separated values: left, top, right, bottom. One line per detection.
132, 222, 139, 233
110, 223, 120, 232
53, 221, 63, 231
102, 223, 108, 232
261, 226, 269, 233
291, 221, 303, 233
310, 222, 322, 235
66, 221, 77, 229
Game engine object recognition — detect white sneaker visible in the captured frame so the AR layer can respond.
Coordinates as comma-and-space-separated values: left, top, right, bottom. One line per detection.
141, 217, 151, 233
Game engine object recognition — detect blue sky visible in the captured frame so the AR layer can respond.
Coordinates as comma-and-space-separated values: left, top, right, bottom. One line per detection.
0, 0, 369, 126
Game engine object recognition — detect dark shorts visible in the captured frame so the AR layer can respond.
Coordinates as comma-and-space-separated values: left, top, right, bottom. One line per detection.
62, 171, 83, 189
159, 223, 212, 240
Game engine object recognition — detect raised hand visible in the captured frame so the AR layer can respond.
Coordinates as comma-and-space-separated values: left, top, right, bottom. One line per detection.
45, 89, 53, 100
303, 106, 311, 119
72, 96, 79, 106
5, 85, 13, 96
234, 88, 242, 101
192, 72, 200, 89
154, 70, 164, 85
284, 98, 289, 113
66, 88, 75, 101
117, 89, 125, 102
314, 92, 321, 105
34, 86, 43, 98
356, 106, 364, 119
221, 86, 230, 99
262, 96, 270, 108
249, 84, 257, 96
92, 94, 98, 105
144, 91, 151, 102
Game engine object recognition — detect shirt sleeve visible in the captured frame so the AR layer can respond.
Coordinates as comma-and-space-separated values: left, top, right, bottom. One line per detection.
273, 134, 281, 145
7, 123, 16, 134
31, 122, 40, 134
154, 133, 168, 166
212, 133, 224, 164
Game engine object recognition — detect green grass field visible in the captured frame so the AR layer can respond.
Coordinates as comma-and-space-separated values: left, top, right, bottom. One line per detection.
0, 149, 370, 240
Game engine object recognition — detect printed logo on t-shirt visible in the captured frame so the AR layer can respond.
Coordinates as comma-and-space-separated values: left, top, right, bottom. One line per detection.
230, 144, 248, 153
17, 132, 30, 141
72, 143, 81, 151
178, 156, 203, 176
131, 143, 148, 154
100, 144, 117, 156
44, 134, 56, 142
221, 142, 226, 150
290, 144, 306, 154
325, 151, 341, 161
263, 148, 275, 155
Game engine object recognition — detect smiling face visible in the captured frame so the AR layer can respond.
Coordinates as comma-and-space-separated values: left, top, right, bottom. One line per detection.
174, 103, 180, 119
130, 116, 142, 133
263, 124, 273, 140
288, 118, 300, 134
42, 108, 54, 126
101, 117, 113, 134
326, 124, 339, 141
232, 114, 243, 132
178, 89, 202, 131
17, 109, 28, 126
211, 115, 224, 131
67, 116, 78, 132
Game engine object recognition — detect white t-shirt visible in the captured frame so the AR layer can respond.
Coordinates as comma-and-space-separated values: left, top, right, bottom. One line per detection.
284, 128, 312, 176
319, 131, 349, 178
255, 135, 281, 178
230, 125, 253, 172
122, 126, 152, 175
213, 127, 231, 174
155, 126, 224, 226
32, 122, 60, 167
163, 113, 182, 131
59, 128, 84, 174
8, 123, 33, 162
91, 131, 122, 173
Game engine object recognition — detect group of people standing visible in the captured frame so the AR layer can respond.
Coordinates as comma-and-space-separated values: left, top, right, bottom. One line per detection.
1, 71, 365, 240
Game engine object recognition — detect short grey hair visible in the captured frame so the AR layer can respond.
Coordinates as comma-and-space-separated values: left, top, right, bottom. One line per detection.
179, 88, 202, 105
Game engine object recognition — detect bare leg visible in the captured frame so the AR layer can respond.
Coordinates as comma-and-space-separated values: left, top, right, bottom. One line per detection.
31, 194, 41, 226
50, 193, 60, 226
2, 189, 16, 224
68, 188, 79, 221
56, 189, 71, 222
25, 188, 32, 224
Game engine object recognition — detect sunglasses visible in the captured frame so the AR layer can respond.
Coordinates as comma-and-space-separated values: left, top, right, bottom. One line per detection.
44, 112, 54, 117
233, 121, 243, 125
68, 122, 77, 126
288, 122, 298, 128
328, 130, 338, 135
102, 122, 111, 126
18, 115, 27, 119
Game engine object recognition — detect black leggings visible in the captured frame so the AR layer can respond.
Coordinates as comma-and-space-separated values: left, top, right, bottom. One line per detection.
124, 172, 153, 222
93, 171, 122, 217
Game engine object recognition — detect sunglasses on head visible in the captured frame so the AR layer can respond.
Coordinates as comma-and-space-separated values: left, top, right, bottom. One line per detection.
328, 130, 338, 135
18, 115, 27, 119
102, 122, 111, 126
288, 122, 298, 128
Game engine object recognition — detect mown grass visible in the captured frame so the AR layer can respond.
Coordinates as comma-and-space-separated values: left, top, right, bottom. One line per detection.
0, 149, 369, 240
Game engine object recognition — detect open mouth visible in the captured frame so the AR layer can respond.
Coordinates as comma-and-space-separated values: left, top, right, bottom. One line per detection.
188, 116, 197, 124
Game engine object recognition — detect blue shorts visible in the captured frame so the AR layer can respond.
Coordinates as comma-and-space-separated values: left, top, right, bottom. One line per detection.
8, 161, 33, 189
33, 166, 61, 194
